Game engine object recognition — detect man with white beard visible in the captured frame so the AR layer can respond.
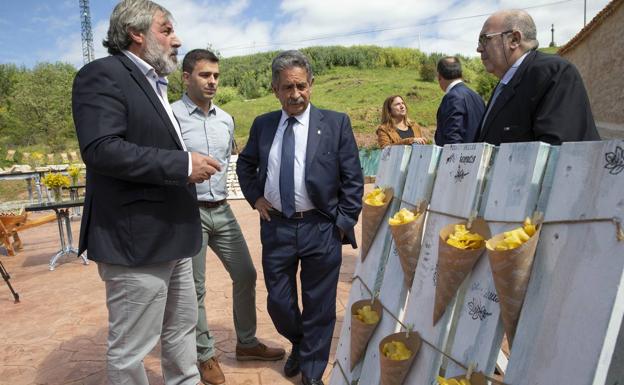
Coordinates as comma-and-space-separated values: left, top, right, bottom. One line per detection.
72, 1, 220, 384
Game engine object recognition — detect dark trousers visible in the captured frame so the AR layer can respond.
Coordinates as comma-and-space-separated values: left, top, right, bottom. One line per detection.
260, 211, 342, 379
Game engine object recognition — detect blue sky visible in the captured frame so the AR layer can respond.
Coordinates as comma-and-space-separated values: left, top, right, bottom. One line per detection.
0, 0, 611, 69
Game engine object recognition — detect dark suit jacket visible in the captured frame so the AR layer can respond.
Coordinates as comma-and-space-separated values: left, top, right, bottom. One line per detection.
72, 54, 201, 266
478, 50, 600, 145
236, 105, 364, 248
435, 82, 485, 146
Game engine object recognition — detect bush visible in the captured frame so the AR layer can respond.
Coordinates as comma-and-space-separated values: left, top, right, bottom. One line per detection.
419, 61, 437, 82
214, 86, 240, 105
475, 70, 498, 100
238, 72, 267, 99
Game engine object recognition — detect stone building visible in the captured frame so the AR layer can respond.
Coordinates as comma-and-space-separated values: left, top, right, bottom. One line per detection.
558, 0, 624, 139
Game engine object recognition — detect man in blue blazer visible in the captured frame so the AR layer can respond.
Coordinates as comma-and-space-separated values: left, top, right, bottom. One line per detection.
72, 1, 219, 383
435, 57, 485, 145
237, 50, 363, 385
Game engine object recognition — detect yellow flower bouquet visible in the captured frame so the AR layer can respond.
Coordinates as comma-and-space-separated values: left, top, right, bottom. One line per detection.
42, 172, 70, 202
67, 164, 81, 184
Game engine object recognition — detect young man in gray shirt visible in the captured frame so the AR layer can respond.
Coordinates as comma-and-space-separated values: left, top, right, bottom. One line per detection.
172, 49, 284, 385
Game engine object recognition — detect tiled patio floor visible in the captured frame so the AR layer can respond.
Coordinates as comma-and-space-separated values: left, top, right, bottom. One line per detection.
0, 198, 362, 385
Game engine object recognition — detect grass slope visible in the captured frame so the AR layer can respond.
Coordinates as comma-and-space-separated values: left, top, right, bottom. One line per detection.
222, 67, 443, 145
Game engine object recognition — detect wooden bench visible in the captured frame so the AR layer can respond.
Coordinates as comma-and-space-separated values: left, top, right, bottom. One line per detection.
0, 210, 28, 255
0, 210, 56, 256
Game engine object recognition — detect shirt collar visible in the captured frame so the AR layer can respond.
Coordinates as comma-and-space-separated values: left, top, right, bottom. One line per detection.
280, 103, 311, 127
182, 93, 216, 116
500, 51, 530, 85
122, 50, 163, 83
445, 79, 463, 94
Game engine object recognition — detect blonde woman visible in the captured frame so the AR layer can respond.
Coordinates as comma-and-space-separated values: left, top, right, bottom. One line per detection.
376, 95, 427, 148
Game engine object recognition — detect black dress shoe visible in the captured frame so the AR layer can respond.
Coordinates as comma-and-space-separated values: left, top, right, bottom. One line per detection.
283, 347, 300, 377
301, 375, 324, 385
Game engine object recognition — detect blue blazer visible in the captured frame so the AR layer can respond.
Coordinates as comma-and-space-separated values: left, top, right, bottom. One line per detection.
435, 82, 485, 146
236, 105, 364, 248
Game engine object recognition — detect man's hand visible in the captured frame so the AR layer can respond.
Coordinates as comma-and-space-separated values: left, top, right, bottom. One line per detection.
188, 152, 221, 183
254, 197, 273, 221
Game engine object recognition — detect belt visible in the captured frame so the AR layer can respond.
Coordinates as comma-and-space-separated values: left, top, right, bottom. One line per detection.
268, 208, 319, 219
197, 199, 226, 209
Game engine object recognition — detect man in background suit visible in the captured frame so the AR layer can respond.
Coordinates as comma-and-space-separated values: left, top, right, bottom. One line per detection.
237, 50, 363, 385
476, 9, 600, 145
72, 1, 219, 384
435, 56, 485, 145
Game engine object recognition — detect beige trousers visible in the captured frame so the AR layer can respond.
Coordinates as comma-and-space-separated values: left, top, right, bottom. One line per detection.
98, 258, 199, 385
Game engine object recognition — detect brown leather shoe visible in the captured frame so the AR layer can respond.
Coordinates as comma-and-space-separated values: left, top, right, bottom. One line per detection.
198, 357, 225, 385
236, 342, 286, 361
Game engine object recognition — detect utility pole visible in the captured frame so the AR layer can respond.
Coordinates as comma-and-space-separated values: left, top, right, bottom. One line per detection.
584, 0, 587, 26
79, 0, 95, 64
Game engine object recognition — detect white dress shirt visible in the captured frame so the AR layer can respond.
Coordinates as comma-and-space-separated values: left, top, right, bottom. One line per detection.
481, 51, 530, 129
445, 79, 463, 93
264, 104, 314, 212
500, 51, 530, 86
122, 50, 192, 174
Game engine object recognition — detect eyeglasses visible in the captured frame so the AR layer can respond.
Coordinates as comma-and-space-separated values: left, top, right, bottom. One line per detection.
478, 30, 513, 47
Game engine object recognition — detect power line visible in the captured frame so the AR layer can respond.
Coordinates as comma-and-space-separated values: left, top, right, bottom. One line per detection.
216, 0, 576, 53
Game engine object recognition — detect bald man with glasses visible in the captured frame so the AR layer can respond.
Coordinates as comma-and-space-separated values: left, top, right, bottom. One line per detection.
476, 9, 599, 145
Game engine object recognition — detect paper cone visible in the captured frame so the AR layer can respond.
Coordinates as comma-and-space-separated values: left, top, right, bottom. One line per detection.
389, 201, 428, 288
487, 224, 542, 347
379, 331, 421, 385
350, 299, 383, 370
361, 187, 394, 261
450, 372, 488, 385
433, 218, 491, 325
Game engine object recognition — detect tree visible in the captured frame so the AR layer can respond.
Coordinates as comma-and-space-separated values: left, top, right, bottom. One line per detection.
6, 63, 76, 149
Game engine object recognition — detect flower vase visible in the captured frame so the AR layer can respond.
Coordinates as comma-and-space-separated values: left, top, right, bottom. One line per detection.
52, 188, 62, 203
71, 176, 79, 186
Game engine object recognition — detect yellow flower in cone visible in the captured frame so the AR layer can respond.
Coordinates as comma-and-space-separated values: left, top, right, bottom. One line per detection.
487, 217, 536, 251
364, 187, 386, 206
388, 208, 420, 226
446, 224, 485, 250
382, 340, 412, 360
355, 305, 380, 324
437, 376, 471, 385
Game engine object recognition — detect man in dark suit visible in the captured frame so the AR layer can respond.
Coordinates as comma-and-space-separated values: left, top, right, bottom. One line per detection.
237, 50, 363, 385
476, 9, 600, 145
435, 56, 485, 145
72, 1, 219, 384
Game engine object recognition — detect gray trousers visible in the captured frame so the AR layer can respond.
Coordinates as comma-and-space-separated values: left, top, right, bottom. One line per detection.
98, 258, 199, 385
193, 203, 258, 362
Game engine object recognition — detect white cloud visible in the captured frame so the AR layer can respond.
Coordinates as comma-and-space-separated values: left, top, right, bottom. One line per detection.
52, 19, 108, 68
52, 0, 612, 67
169, 0, 272, 55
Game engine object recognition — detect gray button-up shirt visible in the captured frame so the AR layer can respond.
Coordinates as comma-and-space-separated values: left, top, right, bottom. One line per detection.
172, 94, 234, 202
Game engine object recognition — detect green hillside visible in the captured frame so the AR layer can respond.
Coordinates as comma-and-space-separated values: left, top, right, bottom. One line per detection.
0, 46, 498, 153
222, 66, 444, 145
539, 46, 559, 54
